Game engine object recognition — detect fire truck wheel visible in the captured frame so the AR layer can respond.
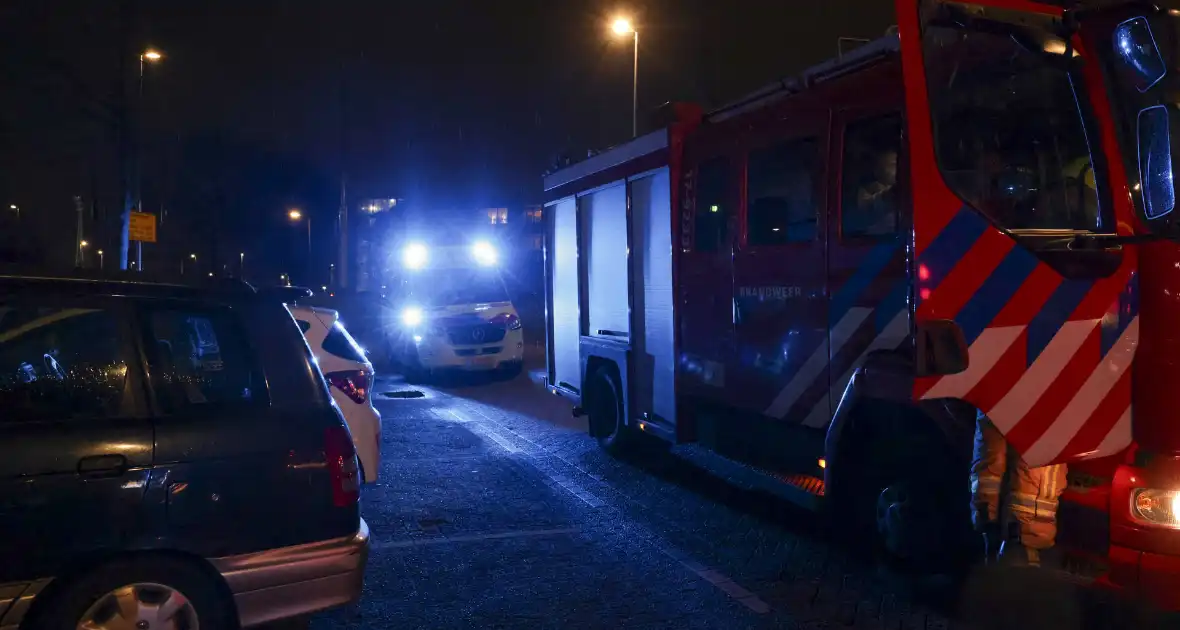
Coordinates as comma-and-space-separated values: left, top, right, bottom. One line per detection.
827, 406, 971, 574
587, 364, 634, 453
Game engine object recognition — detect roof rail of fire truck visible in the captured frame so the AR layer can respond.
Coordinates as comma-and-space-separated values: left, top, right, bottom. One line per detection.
707, 34, 899, 123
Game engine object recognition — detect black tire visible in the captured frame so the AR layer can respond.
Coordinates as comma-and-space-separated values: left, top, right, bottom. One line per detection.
827, 405, 973, 575
586, 364, 636, 454
31, 556, 234, 630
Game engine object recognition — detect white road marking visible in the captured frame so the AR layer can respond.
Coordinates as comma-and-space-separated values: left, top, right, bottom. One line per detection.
449, 407, 600, 506
444, 401, 770, 614
659, 546, 771, 613
372, 527, 580, 550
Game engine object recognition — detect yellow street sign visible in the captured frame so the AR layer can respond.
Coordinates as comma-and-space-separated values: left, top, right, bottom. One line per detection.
129, 211, 157, 243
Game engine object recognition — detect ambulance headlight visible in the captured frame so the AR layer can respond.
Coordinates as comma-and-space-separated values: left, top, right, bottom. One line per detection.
472, 241, 497, 267
402, 242, 428, 269
401, 306, 424, 327
1131, 488, 1180, 528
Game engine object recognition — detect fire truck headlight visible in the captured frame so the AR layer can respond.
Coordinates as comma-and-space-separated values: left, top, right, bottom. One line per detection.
402, 242, 428, 269
401, 306, 424, 327
1131, 488, 1180, 528
472, 241, 497, 267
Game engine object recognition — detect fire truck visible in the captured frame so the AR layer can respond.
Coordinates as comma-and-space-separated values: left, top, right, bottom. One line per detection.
542, 0, 1180, 610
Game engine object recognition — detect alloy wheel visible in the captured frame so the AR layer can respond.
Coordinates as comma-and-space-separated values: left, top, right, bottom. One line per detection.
77, 582, 198, 630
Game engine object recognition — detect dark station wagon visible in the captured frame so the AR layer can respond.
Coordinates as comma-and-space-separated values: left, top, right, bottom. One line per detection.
0, 273, 368, 629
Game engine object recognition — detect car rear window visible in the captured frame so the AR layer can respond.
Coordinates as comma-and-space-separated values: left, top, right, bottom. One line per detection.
322, 322, 367, 363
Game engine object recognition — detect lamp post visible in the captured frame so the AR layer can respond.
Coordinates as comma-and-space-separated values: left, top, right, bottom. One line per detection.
97, 249, 104, 269
611, 17, 639, 138
240, 251, 245, 276
133, 48, 163, 271
78, 240, 89, 267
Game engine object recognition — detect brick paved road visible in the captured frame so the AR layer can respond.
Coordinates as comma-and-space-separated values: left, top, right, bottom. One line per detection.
306, 354, 1169, 630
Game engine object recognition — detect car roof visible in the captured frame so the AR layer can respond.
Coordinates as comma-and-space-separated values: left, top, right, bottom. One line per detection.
0, 269, 314, 303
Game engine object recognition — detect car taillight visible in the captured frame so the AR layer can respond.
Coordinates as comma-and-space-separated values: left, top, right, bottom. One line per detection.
491, 313, 522, 330
324, 425, 360, 507
327, 369, 369, 404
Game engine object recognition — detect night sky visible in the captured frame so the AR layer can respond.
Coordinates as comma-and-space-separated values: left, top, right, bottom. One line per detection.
0, 1, 894, 280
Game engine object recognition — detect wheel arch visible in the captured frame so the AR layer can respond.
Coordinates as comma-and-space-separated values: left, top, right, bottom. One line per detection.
21, 548, 237, 629
824, 348, 977, 489
580, 339, 629, 438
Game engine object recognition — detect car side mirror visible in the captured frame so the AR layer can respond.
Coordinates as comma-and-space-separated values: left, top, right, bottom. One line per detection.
915, 319, 969, 377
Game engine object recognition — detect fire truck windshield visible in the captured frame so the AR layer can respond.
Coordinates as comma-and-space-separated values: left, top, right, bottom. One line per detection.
923, 21, 1107, 233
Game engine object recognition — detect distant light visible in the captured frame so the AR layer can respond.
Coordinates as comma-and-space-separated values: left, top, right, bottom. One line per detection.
142, 49, 163, 61
710, 205, 719, 213
189, 253, 197, 260
97, 249, 103, 255
818, 458, 826, 469
402, 306, 424, 327
8, 204, 15, 210
79, 240, 89, 248
403, 242, 428, 269
771, 227, 781, 232
611, 17, 635, 36
322, 285, 328, 291
472, 241, 498, 266
208, 272, 214, 277
287, 208, 303, 221
413, 334, 423, 344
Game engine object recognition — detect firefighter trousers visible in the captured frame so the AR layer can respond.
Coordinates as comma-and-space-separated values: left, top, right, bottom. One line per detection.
970, 415, 1067, 550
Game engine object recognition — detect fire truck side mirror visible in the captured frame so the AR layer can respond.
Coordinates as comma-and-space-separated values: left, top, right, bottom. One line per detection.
915, 319, 969, 377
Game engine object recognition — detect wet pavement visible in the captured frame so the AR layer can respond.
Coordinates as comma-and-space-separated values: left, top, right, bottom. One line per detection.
305, 352, 1169, 630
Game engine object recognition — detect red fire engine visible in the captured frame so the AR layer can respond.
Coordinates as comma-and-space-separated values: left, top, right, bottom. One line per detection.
543, 0, 1180, 610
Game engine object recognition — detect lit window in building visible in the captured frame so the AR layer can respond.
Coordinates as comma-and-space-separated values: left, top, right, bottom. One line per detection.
526, 209, 542, 223
488, 209, 497, 225
498, 208, 508, 224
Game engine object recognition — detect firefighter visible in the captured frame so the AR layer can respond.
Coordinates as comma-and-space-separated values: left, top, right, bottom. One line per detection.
852, 148, 899, 234
971, 411, 1068, 567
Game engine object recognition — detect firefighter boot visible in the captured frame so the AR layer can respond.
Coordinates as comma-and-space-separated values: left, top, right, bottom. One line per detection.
998, 522, 1041, 568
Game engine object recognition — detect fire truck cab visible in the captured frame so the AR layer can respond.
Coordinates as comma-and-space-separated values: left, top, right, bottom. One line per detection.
543, 0, 1180, 610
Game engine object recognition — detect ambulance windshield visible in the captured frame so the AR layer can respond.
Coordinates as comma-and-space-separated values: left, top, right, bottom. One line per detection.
923, 21, 1107, 233
407, 267, 509, 307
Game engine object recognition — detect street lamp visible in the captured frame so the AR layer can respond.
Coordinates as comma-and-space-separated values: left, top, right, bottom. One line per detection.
97, 249, 104, 269
7, 204, 17, 222
610, 16, 639, 138
181, 252, 196, 275
239, 251, 245, 276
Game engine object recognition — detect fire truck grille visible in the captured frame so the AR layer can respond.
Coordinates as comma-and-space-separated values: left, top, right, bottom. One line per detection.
448, 324, 506, 345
